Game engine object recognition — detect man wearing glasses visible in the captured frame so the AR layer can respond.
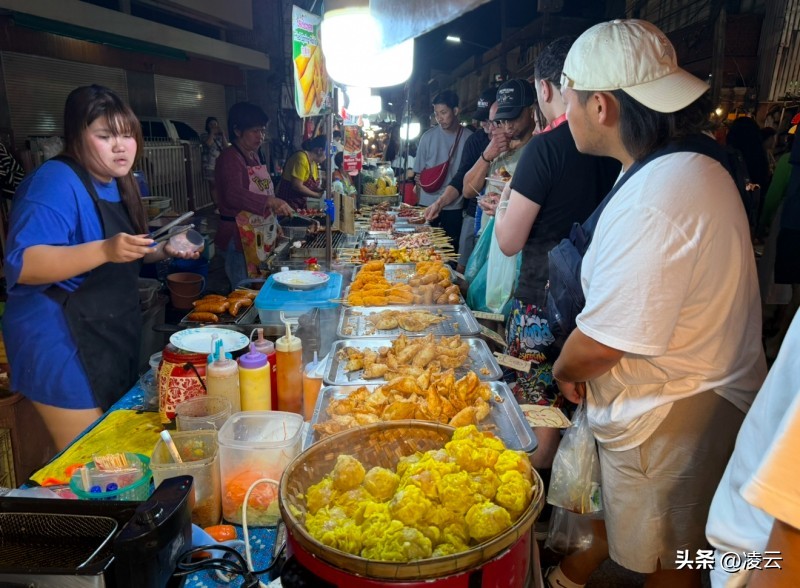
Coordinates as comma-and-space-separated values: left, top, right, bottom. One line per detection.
492, 38, 619, 473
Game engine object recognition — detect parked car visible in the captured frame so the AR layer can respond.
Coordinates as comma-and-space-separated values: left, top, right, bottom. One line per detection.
139, 117, 200, 142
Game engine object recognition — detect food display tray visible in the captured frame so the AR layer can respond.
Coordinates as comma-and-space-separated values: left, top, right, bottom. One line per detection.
179, 301, 257, 326
351, 263, 415, 282
360, 238, 397, 248
323, 337, 502, 385
304, 381, 536, 453
338, 305, 480, 338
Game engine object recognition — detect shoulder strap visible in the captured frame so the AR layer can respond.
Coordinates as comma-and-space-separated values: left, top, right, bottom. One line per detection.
51, 155, 102, 205
580, 134, 733, 251
446, 126, 464, 163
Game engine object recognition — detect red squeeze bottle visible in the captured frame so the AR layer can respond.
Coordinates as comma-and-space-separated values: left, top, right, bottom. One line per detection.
253, 328, 278, 410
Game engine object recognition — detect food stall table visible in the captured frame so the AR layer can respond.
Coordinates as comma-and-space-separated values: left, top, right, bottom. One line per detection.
24, 383, 281, 588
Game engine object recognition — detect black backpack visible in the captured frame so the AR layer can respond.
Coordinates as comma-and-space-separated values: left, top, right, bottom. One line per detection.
545, 134, 739, 347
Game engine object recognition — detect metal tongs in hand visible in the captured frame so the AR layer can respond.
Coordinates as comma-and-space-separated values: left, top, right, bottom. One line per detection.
148, 211, 195, 242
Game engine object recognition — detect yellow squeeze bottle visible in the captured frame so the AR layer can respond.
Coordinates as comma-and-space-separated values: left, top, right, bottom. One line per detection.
238, 343, 271, 411
275, 316, 303, 415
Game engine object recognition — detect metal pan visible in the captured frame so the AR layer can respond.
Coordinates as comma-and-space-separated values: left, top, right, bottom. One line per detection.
323, 337, 503, 385
305, 381, 536, 452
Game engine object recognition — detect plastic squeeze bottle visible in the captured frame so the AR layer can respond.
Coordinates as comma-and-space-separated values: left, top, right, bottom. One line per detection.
206, 339, 240, 412
275, 317, 303, 415
252, 328, 278, 410
238, 343, 271, 411
302, 351, 323, 421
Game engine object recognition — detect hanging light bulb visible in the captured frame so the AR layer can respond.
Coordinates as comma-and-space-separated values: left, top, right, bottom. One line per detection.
400, 116, 421, 141
321, 0, 414, 88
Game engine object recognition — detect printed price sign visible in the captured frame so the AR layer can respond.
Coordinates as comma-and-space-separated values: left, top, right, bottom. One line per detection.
493, 353, 531, 373
479, 324, 507, 348
472, 311, 505, 322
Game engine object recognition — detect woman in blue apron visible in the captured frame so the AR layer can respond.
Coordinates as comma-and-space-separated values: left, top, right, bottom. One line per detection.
3, 85, 200, 450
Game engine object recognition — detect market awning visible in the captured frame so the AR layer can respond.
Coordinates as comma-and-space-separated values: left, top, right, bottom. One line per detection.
0, 0, 269, 70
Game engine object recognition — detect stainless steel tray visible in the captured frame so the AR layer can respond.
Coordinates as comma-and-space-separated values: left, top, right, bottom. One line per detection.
360, 238, 397, 248
351, 263, 416, 283
323, 337, 502, 385
338, 305, 480, 338
304, 381, 536, 453
179, 300, 258, 326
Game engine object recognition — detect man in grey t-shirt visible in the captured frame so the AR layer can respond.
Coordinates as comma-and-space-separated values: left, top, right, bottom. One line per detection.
413, 90, 472, 251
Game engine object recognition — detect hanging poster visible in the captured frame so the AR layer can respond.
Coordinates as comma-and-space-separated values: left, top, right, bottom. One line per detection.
342, 125, 362, 174
292, 6, 331, 117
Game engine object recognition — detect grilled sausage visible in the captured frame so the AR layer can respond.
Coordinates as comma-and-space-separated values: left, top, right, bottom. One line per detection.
193, 294, 226, 307
187, 312, 219, 323
229, 298, 253, 317
193, 301, 229, 314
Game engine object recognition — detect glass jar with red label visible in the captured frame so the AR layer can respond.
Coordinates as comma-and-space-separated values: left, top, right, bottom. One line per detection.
158, 343, 208, 424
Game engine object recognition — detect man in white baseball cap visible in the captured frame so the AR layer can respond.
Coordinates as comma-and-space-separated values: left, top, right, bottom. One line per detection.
548, 19, 766, 588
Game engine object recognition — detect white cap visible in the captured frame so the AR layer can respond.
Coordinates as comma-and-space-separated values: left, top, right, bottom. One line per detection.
561, 19, 709, 113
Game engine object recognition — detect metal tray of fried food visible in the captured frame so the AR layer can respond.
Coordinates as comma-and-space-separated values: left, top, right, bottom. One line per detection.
323, 336, 502, 385
304, 380, 535, 452
179, 300, 257, 326
352, 263, 457, 284
338, 305, 480, 338
351, 263, 416, 283
360, 238, 397, 248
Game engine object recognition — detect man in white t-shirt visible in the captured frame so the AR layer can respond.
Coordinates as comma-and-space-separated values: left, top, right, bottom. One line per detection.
546, 19, 767, 588
706, 311, 800, 587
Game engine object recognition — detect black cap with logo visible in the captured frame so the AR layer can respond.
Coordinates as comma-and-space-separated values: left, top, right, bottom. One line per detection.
493, 79, 535, 120
474, 86, 498, 121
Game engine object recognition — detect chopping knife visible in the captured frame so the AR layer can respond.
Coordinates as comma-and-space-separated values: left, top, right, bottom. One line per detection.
148, 211, 195, 240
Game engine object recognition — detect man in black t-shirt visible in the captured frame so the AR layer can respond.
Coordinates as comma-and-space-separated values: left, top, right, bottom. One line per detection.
424, 87, 496, 271
493, 37, 620, 470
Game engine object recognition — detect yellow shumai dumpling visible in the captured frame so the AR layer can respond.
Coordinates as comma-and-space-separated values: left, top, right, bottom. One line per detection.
465, 501, 512, 543
362, 466, 400, 502
471, 468, 501, 500
334, 486, 375, 518
493, 450, 533, 482
452, 425, 506, 452
400, 453, 457, 499
331, 454, 366, 491
361, 520, 433, 562
437, 470, 479, 515
306, 506, 362, 555
432, 541, 468, 557
442, 518, 470, 548
360, 501, 392, 533
396, 452, 422, 478
390, 485, 432, 526
494, 470, 533, 519
445, 438, 500, 473
305, 477, 336, 515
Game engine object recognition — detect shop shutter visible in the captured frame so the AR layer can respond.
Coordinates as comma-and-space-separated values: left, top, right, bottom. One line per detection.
2, 52, 128, 148
154, 75, 227, 140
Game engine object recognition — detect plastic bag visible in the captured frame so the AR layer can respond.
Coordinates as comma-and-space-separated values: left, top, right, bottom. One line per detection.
464, 217, 494, 285
485, 232, 520, 314
547, 402, 603, 514
545, 507, 602, 555
466, 261, 490, 312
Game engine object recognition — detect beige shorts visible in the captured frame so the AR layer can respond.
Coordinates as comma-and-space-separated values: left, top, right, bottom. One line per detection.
598, 391, 744, 574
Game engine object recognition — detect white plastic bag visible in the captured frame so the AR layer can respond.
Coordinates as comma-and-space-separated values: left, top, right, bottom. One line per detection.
485, 228, 520, 314
547, 402, 603, 514
544, 506, 599, 555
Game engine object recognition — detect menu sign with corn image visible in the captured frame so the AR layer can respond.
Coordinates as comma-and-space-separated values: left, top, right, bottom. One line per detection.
292, 6, 331, 118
